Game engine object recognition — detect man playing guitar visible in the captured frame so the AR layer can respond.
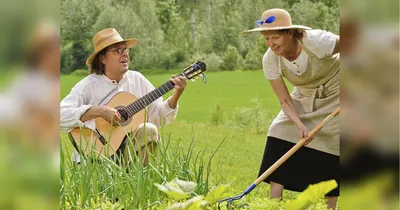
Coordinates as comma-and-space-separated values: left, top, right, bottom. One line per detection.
60, 28, 190, 166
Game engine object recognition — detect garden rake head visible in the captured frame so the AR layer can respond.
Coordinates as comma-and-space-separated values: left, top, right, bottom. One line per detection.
217, 193, 244, 209
217, 184, 255, 209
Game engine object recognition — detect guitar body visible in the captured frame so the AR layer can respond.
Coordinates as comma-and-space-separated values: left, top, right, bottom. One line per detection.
69, 92, 147, 158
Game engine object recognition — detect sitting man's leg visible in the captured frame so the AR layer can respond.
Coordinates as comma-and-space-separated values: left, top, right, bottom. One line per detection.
122, 123, 159, 166
134, 123, 159, 165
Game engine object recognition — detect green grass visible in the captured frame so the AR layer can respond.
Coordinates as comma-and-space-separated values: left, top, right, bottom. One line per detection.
61, 133, 221, 209
145, 71, 281, 123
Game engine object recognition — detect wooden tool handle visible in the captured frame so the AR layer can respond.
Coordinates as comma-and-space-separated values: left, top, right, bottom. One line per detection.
254, 107, 340, 185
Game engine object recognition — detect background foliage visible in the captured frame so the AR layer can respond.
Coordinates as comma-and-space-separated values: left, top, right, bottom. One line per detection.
60, 0, 339, 74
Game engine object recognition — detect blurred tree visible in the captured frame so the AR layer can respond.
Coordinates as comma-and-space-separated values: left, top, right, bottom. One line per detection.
60, 0, 339, 73
290, 0, 339, 34
61, 0, 100, 73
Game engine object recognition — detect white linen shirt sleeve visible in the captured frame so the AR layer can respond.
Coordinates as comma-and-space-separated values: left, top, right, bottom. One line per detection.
60, 82, 95, 132
262, 48, 282, 80
303, 29, 338, 58
134, 73, 179, 128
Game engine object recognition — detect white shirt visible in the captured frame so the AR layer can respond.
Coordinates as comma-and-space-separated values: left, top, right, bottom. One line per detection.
60, 70, 179, 133
262, 29, 338, 80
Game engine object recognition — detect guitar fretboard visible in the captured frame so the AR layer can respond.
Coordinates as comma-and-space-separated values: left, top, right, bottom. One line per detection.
118, 80, 175, 120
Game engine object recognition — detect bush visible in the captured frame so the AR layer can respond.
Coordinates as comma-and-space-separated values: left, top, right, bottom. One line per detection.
210, 101, 225, 126
244, 48, 263, 70
161, 49, 187, 69
221, 45, 242, 71
60, 42, 74, 74
202, 53, 222, 72
187, 52, 222, 72
71, 69, 89, 76
231, 98, 273, 134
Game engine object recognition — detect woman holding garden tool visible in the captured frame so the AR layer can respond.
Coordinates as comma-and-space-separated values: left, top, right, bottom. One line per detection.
241, 8, 340, 209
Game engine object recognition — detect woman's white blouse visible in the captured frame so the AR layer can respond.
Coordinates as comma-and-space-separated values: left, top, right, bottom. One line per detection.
262, 29, 338, 80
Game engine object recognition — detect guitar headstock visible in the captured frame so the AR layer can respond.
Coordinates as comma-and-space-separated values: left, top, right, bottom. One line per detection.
181, 61, 207, 80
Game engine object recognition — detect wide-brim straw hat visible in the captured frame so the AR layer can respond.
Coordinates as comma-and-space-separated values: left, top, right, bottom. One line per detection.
86, 28, 138, 66
241, 8, 311, 34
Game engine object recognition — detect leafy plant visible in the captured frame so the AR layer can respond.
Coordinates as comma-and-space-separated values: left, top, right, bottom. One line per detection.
156, 179, 338, 210
210, 101, 225, 126
340, 171, 399, 210
155, 180, 230, 210
221, 45, 242, 71
283, 180, 338, 210
155, 178, 197, 201
231, 98, 273, 134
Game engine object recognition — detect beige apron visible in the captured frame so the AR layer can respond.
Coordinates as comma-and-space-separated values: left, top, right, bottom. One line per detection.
268, 39, 340, 156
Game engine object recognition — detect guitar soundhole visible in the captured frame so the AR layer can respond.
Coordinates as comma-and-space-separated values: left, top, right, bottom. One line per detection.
116, 106, 132, 126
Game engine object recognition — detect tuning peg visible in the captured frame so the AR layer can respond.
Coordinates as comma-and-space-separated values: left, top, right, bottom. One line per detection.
195, 76, 199, 80
190, 79, 196, 82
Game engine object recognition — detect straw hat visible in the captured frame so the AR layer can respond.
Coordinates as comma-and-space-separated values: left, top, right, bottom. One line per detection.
241, 8, 311, 34
86, 28, 138, 66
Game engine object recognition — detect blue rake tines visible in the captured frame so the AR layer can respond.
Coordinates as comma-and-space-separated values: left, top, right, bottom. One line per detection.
217, 184, 256, 209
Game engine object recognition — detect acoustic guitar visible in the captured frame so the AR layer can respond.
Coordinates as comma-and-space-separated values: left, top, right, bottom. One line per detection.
69, 61, 206, 158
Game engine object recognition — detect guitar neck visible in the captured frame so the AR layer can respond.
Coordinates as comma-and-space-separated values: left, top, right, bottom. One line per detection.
120, 80, 176, 119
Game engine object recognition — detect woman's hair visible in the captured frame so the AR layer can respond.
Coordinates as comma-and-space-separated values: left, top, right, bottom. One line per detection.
260, 28, 306, 41
89, 48, 107, 75
279, 28, 306, 41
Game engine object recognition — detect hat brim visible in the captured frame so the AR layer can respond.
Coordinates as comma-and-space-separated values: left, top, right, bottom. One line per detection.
241, 25, 311, 34
86, 38, 138, 66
